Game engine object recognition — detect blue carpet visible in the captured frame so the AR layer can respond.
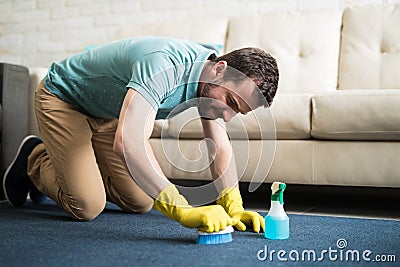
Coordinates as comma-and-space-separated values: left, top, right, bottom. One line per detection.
0, 200, 399, 267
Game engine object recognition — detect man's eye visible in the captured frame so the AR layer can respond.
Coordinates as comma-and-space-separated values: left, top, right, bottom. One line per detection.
228, 96, 234, 106
228, 96, 238, 111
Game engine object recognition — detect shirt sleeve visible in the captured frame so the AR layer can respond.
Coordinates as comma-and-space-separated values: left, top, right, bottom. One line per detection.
127, 52, 179, 110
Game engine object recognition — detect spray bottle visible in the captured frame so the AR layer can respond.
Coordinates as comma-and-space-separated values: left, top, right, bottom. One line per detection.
264, 182, 289, 240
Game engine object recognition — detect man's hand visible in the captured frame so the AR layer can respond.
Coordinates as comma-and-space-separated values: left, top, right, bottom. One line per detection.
216, 187, 265, 233
228, 210, 265, 233
154, 185, 238, 232
179, 205, 238, 232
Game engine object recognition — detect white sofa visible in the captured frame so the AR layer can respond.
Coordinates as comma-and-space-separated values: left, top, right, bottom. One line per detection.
28, 4, 400, 189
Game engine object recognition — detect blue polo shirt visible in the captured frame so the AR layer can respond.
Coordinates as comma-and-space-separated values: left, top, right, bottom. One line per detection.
44, 37, 214, 119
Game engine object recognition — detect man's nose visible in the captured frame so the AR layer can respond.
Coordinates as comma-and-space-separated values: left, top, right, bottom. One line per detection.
222, 109, 237, 122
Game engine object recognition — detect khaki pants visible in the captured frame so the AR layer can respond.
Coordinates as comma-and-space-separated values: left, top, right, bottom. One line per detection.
28, 80, 153, 221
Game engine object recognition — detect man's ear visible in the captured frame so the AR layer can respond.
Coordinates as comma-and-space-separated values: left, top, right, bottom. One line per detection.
211, 61, 227, 78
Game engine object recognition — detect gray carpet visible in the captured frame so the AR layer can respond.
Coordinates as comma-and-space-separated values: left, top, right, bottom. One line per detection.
0, 199, 399, 267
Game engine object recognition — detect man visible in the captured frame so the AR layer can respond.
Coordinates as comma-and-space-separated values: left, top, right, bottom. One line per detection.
3, 37, 279, 233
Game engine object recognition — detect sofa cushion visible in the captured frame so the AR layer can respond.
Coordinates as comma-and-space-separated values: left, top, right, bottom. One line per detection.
167, 93, 312, 140
226, 9, 342, 93
311, 90, 400, 140
339, 4, 400, 89
270, 93, 312, 140
152, 120, 170, 138
164, 107, 203, 139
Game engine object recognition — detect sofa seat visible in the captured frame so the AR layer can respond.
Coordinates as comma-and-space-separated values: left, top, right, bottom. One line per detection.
312, 90, 400, 140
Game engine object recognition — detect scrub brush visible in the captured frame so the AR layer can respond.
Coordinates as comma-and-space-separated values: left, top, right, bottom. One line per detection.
196, 226, 234, 245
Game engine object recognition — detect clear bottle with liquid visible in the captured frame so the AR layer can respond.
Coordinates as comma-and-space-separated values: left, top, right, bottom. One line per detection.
264, 182, 289, 240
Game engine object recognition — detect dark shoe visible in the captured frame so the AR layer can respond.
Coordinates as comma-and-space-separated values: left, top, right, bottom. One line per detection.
29, 186, 47, 204
3, 135, 43, 207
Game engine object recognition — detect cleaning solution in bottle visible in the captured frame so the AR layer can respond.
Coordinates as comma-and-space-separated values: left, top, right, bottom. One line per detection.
264, 182, 289, 240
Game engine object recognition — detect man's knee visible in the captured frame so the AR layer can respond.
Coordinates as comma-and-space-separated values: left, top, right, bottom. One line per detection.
122, 195, 154, 214
135, 197, 154, 214
67, 196, 106, 221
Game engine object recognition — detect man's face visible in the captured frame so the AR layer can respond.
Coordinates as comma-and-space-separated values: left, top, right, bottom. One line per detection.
198, 78, 259, 122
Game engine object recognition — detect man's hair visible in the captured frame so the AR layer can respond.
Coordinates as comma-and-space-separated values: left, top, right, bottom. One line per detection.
210, 47, 279, 107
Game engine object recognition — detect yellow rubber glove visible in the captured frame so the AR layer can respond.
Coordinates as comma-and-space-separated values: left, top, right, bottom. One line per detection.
153, 185, 238, 232
216, 187, 265, 233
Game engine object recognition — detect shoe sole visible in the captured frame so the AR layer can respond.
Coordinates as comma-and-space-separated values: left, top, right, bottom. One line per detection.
2, 135, 41, 207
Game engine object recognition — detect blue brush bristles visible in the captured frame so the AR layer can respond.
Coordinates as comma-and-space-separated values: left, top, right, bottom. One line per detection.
196, 226, 234, 245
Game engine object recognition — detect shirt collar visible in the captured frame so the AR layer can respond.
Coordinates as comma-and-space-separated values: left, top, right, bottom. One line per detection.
186, 50, 215, 101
